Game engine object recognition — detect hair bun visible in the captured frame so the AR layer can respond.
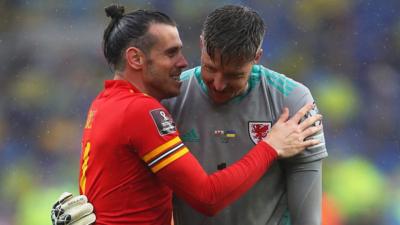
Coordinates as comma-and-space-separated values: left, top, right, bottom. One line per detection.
105, 4, 125, 20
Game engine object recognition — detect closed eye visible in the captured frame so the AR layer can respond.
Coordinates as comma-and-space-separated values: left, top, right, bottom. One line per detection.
224, 72, 246, 79
204, 65, 217, 73
165, 46, 180, 57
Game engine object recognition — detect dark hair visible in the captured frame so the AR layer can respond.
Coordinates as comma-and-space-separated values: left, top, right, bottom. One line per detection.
103, 4, 176, 71
202, 5, 265, 65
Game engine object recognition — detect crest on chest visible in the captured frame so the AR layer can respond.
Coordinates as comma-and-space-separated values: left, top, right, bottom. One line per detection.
248, 121, 272, 144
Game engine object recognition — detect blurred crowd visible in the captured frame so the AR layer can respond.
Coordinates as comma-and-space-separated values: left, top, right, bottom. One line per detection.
0, 0, 399, 224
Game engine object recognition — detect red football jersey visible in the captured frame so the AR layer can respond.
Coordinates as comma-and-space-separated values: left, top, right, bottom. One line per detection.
79, 80, 185, 224
78, 80, 278, 225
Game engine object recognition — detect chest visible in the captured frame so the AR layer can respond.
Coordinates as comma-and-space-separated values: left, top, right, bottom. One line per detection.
174, 92, 278, 172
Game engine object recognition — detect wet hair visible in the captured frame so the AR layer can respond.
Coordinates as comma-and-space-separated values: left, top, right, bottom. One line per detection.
103, 4, 176, 71
202, 5, 265, 65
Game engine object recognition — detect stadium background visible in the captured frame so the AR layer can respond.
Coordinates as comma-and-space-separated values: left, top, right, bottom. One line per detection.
0, 0, 399, 224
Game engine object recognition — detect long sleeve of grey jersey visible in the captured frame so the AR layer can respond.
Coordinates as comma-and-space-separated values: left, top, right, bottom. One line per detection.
283, 159, 323, 225
283, 84, 328, 163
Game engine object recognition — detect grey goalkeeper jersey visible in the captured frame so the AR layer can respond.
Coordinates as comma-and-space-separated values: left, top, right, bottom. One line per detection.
162, 65, 328, 225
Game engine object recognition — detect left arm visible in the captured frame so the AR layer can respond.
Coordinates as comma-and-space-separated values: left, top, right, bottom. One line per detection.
283, 159, 323, 225
281, 80, 327, 224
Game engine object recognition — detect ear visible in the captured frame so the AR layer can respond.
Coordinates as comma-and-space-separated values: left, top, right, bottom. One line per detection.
254, 49, 263, 63
199, 34, 204, 50
125, 47, 145, 70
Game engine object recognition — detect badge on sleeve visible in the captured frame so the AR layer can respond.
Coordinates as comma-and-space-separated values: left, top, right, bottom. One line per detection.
302, 102, 322, 126
150, 109, 176, 136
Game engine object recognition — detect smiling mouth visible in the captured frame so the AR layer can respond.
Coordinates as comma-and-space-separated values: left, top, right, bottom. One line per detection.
211, 89, 227, 95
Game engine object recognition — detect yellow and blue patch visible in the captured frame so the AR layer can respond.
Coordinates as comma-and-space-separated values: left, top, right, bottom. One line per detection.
214, 129, 237, 143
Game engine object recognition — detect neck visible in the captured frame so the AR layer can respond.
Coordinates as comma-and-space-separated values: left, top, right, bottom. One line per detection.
114, 71, 146, 92
114, 72, 162, 100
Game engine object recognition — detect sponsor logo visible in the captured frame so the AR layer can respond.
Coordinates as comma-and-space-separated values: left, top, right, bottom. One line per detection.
214, 129, 237, 143
248, 121, 272, 144
150, 109, 176, 136
181, 129, 200, 142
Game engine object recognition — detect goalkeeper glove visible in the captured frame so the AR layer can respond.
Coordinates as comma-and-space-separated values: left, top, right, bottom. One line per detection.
51, 192, 96, 225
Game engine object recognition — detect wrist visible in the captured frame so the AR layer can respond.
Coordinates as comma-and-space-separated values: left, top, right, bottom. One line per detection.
259, 141, 279, 159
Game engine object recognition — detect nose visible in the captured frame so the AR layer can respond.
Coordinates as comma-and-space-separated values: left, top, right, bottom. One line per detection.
177, 55, 188, 68
212, 74, 226, 92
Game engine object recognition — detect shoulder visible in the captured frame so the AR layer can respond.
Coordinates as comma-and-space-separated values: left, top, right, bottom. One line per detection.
255, 66, 327, 162
125, 94, 167, 117
255, 65, 309, 97
258, 65, 312, 100
123, 94, 177, 136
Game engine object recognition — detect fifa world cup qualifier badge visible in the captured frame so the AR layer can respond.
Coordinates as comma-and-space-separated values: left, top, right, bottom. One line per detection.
302, 102, 325, 146
302, 102, 322, 126
150, 109, 176, 136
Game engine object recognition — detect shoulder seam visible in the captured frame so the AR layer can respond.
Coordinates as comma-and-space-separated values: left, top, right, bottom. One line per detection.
260, 66, 299, 96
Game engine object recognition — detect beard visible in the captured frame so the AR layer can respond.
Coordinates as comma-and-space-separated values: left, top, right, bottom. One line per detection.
145, 60, 182, 100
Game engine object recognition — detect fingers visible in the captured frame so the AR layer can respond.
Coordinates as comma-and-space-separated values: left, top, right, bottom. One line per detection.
59, 192, 73, 204
66, 203, 94, 223
290, 103, 314, 124
277, 107, 289, 123
53, 192, 73, 209
301, 139, 321, 148
298, 114, 322, 131
54, 214, 71, 225
301, 124, 323, 139
61, 195, 89, 211
71, 214, 96, 225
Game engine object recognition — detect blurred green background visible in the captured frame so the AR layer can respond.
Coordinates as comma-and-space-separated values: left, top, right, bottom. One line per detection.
0, 0, 399, 224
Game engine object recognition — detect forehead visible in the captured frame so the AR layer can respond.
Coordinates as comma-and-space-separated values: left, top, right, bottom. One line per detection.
201, 49, 251, 72
147, 23, 182, 50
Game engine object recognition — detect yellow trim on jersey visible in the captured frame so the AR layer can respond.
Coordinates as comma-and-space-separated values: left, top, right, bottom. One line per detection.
151, 147, 189, 173
143, 136, 181, 162
80, 142, 91, 194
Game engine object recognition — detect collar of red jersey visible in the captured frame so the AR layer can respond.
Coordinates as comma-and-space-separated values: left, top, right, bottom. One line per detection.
104, 80, 141, 93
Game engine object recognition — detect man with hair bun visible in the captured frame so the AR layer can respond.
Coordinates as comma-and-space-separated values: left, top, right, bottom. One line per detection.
50, 4, 323, 225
